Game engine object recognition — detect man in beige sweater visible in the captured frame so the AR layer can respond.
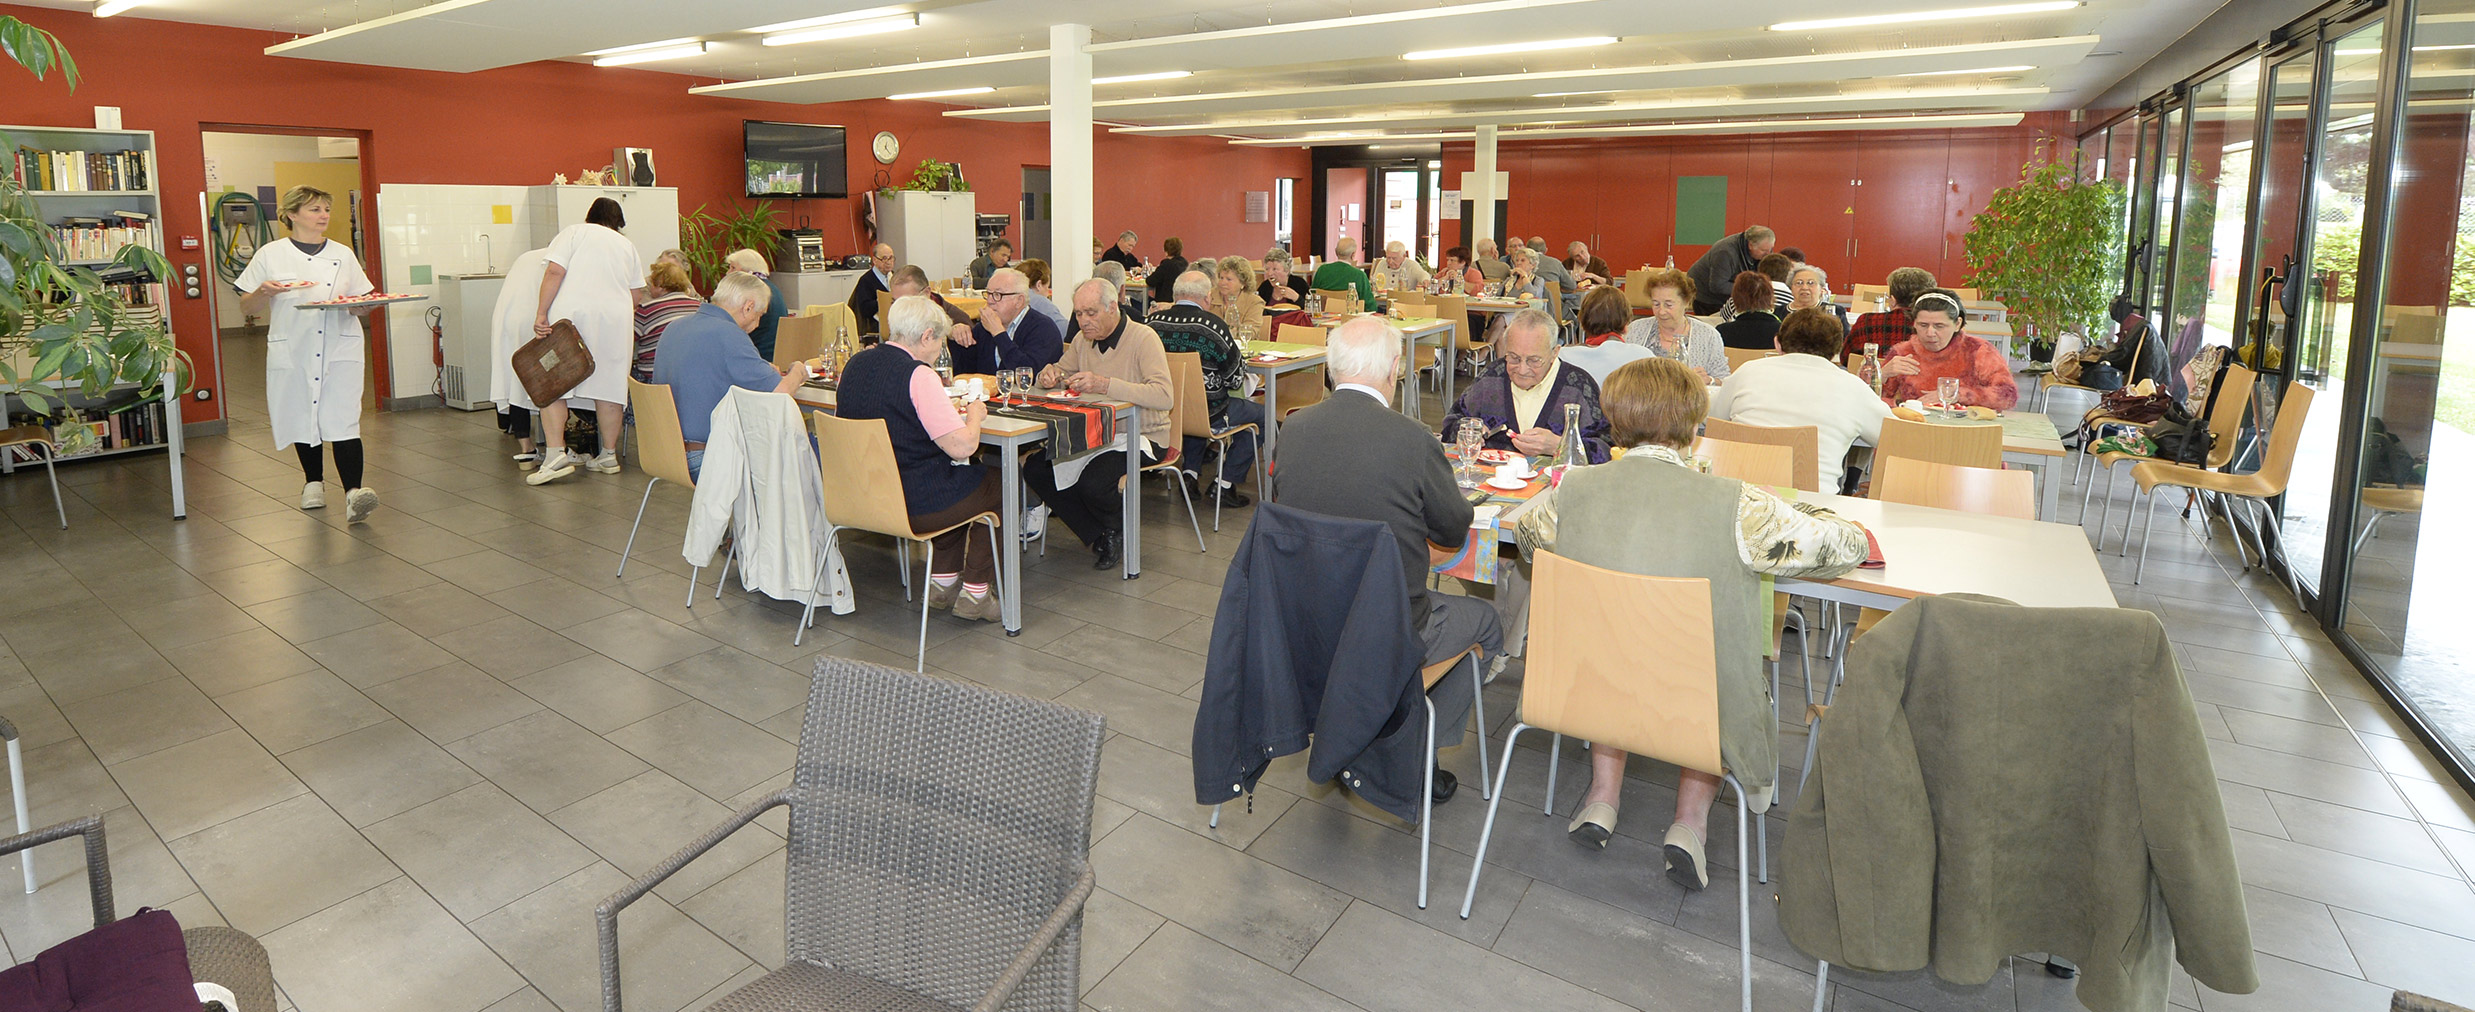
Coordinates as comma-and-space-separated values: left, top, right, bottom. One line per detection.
1031, 277, 1175, 569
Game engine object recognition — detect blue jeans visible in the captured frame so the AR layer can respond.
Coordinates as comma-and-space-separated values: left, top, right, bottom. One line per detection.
1184, 396, 1263, 487
685, 448, 703, 483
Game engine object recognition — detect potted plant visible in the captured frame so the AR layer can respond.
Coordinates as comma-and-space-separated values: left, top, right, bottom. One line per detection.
1962, 143, 2126, 359
677, 200, 783, 292
0, 16, 183, 419
897, 158, 968, 193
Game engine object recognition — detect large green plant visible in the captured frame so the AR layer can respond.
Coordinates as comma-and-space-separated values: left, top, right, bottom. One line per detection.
1962, 144, 2127, 350
677, 200, 783, 292
1, 15, 181, 417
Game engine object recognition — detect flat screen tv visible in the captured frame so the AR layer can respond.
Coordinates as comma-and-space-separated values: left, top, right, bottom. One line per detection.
744, 120, 848, 199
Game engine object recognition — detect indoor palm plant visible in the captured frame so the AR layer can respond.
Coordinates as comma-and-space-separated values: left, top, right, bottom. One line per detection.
1962, 144, 2126, 356
678, 200, 783, 293
1, 14, 183, 418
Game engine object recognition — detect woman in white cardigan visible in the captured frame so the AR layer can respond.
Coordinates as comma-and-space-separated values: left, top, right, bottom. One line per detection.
1621, 267, 1730, 382
1707, 307, 1892, 490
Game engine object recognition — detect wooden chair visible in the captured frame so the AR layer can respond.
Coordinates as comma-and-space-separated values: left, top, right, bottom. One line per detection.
2129, 382, 2315, 590
1691, 434, 1815, 731
1872, 416, 2002, 471
1459, 552, 1759, 1012
875, 302, 891, 339
2088, 363, 2255, 551
1431, 292, 1479, 379
1171, 350, 1261, 533
0, 425, 66, 529
1314, 287, 1360, 314
1701, 417, 1822, 493
1874, 457, 2035, 520
1947, 286, 1981, 301
771, 312, 828, 372
802, 411, 1002, 670
1146, 353, 1208, 551
1622, 269, 1656, 312
1721, 346, 1769, 373
1272, 323, 1329, 418
2354, 486, 2424, 554
1850, 284, 1890, 310
620, 379, 728, 605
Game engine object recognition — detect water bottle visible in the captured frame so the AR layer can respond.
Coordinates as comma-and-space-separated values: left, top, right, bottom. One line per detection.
1875, 295, 1889, 315
1863, 343, 1883, 395
1664, 254, 1676, 269
1308, 291, 1323, 316
1549, 402, 1588, 482
935, 342, 955, 384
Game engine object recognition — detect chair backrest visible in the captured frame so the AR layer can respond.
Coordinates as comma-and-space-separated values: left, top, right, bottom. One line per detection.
1691, 436, 1796, 488
1524, 551, 1723, 777
626, 378, 696, 489
1167, 351, 1213, 439
1701, 416, 1822, 493
772, 312, 828, 371
1948, 287, 1981, 301
1431, 293, 1472, 348
787, 655, 1103, 1012
1622, 269, 1655, 310
1874, 416, 2002, 470
808, 410, 923, 538
1851, 283, 1890, 307
1315, 288, 1359, 314
875, 302, 891, 338
2202, 363, 2257, 469
1872, 457, 2034, 519
1272, 324, 1329, 417
2253, 381, 2316, 490
1390, 290, 1433, 307
1722, 346, 1768, 373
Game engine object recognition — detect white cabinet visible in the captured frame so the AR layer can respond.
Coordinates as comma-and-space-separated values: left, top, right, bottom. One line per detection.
875, 190, 976, 283
776, 269, 869, 311
436, 273, 506, 411
527, 185, 679, 270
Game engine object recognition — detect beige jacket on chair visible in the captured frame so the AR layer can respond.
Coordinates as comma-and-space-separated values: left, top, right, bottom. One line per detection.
686, 388, 854, 612
1779, 594, 2258, 1012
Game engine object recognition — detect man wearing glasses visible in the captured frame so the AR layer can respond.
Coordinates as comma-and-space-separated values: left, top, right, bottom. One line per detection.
844, 243, 899, 339
1439, 310, 1612, 463
950, 267, 1063, 377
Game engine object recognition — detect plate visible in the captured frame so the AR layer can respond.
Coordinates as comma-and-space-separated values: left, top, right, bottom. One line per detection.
1485, 475, 1531, 491
1474, 448, 1519, 466
298, 293, 427, 308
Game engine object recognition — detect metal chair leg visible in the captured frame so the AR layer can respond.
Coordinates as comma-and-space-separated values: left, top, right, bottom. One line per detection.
2352, 509, 2391, 554
897, 539, 913, 600
1468, 652, 1491, 801
1458, 722, 1533, 919
1544, 732, 1562, 815
1418, 697, 1435, 909
39, 448, 64, 529
2134, 486, 2160, 584
1727, 772, 1753, 1012
914, 540, 936, 672
794, 529, 840, 647
9, 736, 31, 893
1811, 960, 1831, 1012
617, 476, 660, 578
1166, 466, 1205, 552
685, 564, 701, 608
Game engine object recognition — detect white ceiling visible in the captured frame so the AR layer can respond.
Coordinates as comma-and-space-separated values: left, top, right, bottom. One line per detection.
31, 0, 2232, 144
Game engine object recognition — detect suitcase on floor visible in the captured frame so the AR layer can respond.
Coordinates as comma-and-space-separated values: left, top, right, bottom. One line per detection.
512, 319, 595, 408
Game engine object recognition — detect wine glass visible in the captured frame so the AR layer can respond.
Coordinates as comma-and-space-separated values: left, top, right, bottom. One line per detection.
1014, 367, 1035, 401
1937, 377, 1962, 410
1454, 418, 1485, 486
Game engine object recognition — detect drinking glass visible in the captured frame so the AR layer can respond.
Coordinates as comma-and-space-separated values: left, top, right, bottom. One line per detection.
1015, 368, 1034, 403
1454, 419, 1485, 486
1938, 377, 1962, 409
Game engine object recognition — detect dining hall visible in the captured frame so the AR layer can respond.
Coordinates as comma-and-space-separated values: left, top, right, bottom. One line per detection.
0, 0, 2470, 1010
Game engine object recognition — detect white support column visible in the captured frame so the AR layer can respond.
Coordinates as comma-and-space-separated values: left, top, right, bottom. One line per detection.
1471, 125, 1499, 257
1050, 23, 1095, 295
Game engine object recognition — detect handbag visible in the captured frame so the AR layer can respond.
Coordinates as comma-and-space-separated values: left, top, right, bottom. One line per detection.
2093, 382, 2174, 424
512, 318, 595, 408
2146, 417, 2214, 466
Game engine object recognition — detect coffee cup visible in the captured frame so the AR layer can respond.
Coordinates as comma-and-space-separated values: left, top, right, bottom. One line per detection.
967, 377, 986, 400
1493, 461, 1527, 485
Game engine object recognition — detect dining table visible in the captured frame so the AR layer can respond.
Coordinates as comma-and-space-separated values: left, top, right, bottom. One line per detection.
1239, 340, 1328, 457
1887, 408, 2069, 520
1305, 313, 1459, 417
1831, 293, 2011, 325
792, 381, 1145, 635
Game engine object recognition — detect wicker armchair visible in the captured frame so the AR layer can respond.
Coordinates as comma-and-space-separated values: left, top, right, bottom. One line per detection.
595, 656, 1106, 1012
0, 814, 280, 1012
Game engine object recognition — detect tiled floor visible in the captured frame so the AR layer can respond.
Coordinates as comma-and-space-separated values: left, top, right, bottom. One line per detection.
0, 342, 2469, 1011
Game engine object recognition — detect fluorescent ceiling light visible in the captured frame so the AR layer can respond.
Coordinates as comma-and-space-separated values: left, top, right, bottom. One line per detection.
1771, 2, 2079, 32
888, 86, 996, 100
749, 6, 912, 33
763, 14, 920, 46
92, 0, 144, 15
1536, 89, 1620, 97
1896, 64, 2034, 76
585, 37, 700, 57
2337, 44, 2475, 55
1402, 37, 1615, 61
592, 42, 707, 67
1119, 85, 2041, 134
1093, 70, 1192, 85
1227, 111, 2026, 146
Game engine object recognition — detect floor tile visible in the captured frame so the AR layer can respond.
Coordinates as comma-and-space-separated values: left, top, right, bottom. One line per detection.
674, 848, 785, 968
298, 620, 460, 688
562, 611, 721, 673
0, 806, 201, 955
441, 613, 595, 680
1295, 899, 1636, 1012
447, 710, 648, 813
1092, 814, 1349, 972
1057, 675, 1202, 756
365, 661, 546, 744
108, 728, 308, 840
170, 627, 325, 696
213, 669, 393, 755
603, 701, 793, 801
643, 646, 810, 723
425, 551, 556, 596
245, 586, 389, 645
165, 793, 400, 935
363, 783, 600, 922
1086, 922, 1355, 1012
263, 876, 526, 1012
2191, 951, 2398, 1011
482, 577, 632, 631
369, 582, 514, 639
469, 862, 750, 1012
508, 655, 691, 734
58, 676, 233, 764
1076, 887, 1166, 996
279, 720, 483, 826
307, 553, 445, 601
547, 770, 781, 904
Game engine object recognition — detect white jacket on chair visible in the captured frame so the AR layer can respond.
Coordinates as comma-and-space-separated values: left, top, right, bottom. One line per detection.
685, 388, 855, 613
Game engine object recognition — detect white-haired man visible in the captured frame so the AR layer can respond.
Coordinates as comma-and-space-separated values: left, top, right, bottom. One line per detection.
1472, 237, 1511, 283
1371, 240, 1432, 292
845, 242, 897, 339
646, 272, 806, 482
724, 248, 790, 361
1310, 235, 1374, 313
1027, 277, 1174, 569
1269, 315, 1502, 804
1148, 270, 1257, 506
1100, 230, 1143, 272
950, 266, 1064, 377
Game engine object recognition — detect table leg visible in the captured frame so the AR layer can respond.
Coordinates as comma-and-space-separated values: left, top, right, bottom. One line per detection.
999, 440, 1023, 635
2036, 458, 2060, 521
1122, 406, 1143, 580
1262, 371, 1281, 458
1400, 329, 1420, 419
1441, 323, 1459, 415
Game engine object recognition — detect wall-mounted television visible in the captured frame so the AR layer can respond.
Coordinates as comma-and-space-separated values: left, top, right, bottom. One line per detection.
744, 120, 848, 199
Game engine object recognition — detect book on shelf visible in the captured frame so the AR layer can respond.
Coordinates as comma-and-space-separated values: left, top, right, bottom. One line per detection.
2, 398, 168, 462
49, 218, 161, 262
9, 146, 152, 192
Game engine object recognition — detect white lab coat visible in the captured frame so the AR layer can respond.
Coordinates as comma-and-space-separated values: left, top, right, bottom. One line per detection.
686, 388, 854, 612
542, 223, 644, 404
234, 238, 375, 448
488, 249, 551, 411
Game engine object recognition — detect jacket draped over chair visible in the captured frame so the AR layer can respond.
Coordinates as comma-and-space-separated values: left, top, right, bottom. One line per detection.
685, 387, 854, 612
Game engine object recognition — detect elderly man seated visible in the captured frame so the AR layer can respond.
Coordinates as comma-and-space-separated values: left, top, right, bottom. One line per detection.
1028, 278, 1175, 569
1311, 236, 1375, 313
885, 266, 973, 346
649, 272, 806, 481
1149, 270, 1260, 506
1371, 240, 1432, 292
835, 295, 1005, 621
967, 238, 1013, 288
1271, 315, 1501, 803
949, 266, 1064, 377
1440, 309, 1612, 463
1879, 289, 2020, 409
844, 242, 897, 339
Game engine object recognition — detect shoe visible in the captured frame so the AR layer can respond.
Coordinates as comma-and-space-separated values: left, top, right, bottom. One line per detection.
1091, 530, 1121, 570
1213, 482, 1252, 508
1022, 504, 1049, 543
300, 481, 325, 510
952, 589, 996, 622
1662, 822, 1709, 890
1430, 768, 1458, 805
925, 579, 959, 612
512, 451, 540, 471
1483, 653, 1511, 686
526, 449, 578, 486
1567, 801, 1619, 849
586, 452, 621, 475
344, 487, 380, 524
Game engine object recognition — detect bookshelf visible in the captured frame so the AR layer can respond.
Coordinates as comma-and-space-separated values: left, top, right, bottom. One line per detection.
3, 123, 187, 519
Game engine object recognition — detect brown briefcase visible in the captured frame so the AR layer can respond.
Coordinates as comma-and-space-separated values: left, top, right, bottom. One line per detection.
513, 319, 594, 407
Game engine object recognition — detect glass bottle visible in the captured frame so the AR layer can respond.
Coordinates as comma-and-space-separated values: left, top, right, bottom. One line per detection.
1664, 254, 1676, 269
1548, 403, 1588, 482
935, 341, 955, 384
1307, 290, 1324, 316
1862, 343, 1884, 395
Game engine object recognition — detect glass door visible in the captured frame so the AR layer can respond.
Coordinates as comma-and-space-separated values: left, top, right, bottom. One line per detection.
2148, 105, 2188, 317
2170, 59, 2263, 398
2126, 114, 2160, 300
2245, 49, 2320, 384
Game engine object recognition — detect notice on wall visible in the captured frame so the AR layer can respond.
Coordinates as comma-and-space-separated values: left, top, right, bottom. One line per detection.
203, 157, 220, 188
1674, 176, 1729, 246
1440, 189, 1461, 219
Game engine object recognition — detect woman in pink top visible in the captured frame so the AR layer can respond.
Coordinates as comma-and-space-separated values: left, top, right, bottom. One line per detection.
1878, 289, 2019, 409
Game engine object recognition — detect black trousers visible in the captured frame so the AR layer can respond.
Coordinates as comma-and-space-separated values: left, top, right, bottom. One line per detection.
1024, 446, 1159, 547
295, 440, 364, 489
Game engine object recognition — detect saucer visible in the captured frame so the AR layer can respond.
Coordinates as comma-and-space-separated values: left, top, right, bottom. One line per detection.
1485, 475, 1531, 491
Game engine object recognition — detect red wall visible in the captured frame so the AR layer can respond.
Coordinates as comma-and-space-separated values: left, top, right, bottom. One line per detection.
1441, 113, 2071, 293
1, 3, 1306, 423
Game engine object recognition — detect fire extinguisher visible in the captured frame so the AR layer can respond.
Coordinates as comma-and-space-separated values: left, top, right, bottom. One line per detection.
426, 305, 446, 398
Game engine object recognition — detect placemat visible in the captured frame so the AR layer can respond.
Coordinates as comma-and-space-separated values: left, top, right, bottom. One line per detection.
992, 395, 1118, 461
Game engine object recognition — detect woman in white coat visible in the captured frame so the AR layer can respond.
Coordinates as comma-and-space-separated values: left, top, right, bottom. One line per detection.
526, 197, 644, 485
236, 185, 385, 522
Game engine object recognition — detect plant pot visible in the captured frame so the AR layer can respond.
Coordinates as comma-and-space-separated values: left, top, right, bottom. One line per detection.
2029, 340, 2056, 363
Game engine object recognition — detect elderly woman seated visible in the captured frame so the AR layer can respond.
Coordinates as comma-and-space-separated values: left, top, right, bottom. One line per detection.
1439, 309, 1611, 463
833, 295, 1004, 621
1516, 357, 1867, 890
1208, 254, 1267, 337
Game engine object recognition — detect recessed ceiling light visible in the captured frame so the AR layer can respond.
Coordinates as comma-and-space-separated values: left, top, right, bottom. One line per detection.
1093, 70, 1193, 85
763, 13, 921, 45
1535, 89, 1621, 98
749, 6, 912, 32
1770, 2, 2079, 32
887, 86, 997, 100
92, 0, 145, 15
1896, 64, 2035, 76
1402, 37, 1616, 61
591, 42, 708, 67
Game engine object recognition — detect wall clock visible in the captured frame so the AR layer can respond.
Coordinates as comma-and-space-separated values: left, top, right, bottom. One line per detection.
873, 131, 900, 164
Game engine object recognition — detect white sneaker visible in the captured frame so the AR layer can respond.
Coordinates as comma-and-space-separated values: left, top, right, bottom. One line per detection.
1021, 503, 1049, 542
512, 451, 540, 471
300, 481, 326, 510
586, 452, 621, 475
344, 487, 380, 523
526, 449, 579, 486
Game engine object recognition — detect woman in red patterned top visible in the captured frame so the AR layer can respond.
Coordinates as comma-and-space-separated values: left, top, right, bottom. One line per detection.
633, 257, 703, 383
1878, 290, 2020, 409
